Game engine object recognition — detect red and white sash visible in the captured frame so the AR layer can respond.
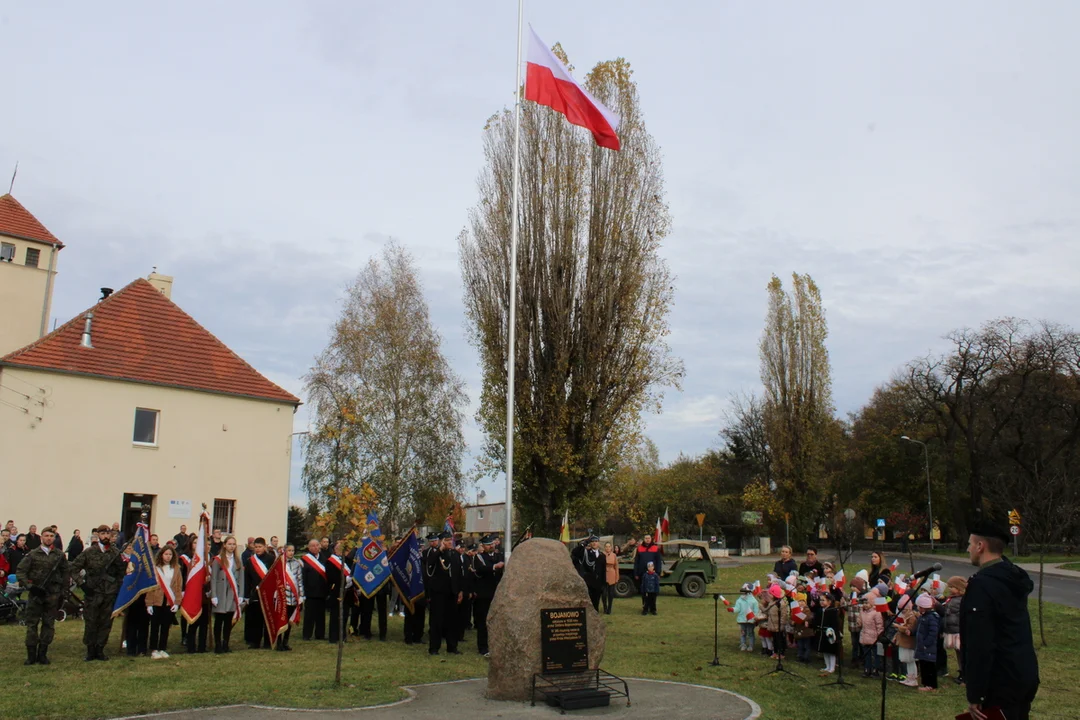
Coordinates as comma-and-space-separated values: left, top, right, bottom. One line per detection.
215, 556, 242, 623
302, 553, 327, 579
327, 554, 351, 578
251, 554, 268, 580
283, 564, 301, 623
155, 567, 177, 607
179, 555, 191, 572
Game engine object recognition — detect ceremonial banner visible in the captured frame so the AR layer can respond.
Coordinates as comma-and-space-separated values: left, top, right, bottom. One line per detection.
353, 511, 390, 598
387, 528, 424, 613
257, 554, 290, 646
112, 522, 157, 617
180, 510, 210, 623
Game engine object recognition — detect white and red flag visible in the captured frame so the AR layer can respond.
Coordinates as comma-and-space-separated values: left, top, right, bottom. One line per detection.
525, 27, 621, 151
655, 517, 663, 545
752, 580, 762, 597
180, 510, 210, 624
873, 595, 891, 613
257, 554, 290, 646
661, 508, 670, 540
890, 558, 900, 572
833, 569, 846, 590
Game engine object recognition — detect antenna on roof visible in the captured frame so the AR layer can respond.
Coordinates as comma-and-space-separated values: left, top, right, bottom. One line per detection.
7, 161, 17, 194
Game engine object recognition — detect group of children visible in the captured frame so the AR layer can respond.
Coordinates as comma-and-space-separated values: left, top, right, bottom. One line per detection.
732, 559, 966, 693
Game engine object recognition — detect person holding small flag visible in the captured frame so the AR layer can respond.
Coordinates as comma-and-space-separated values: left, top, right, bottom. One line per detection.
145, 545, 183, 658
734, 583, 758, 652
210, 535, 245, 654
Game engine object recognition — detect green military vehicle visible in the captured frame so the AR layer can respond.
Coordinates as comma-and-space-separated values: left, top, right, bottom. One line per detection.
613, 538, 718, 599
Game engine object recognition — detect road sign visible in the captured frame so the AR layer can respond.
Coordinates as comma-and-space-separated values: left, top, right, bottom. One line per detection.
695, 513, 706, 527
876, 518, 886, 528
1008, 509, 1021, 526
1010, 525, 1020, 536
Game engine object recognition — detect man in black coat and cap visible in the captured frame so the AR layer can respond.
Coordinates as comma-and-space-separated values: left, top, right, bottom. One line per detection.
960, 519, 1039, 720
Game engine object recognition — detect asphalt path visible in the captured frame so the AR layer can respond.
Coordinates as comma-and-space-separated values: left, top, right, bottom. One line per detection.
720, 553, 1080, 609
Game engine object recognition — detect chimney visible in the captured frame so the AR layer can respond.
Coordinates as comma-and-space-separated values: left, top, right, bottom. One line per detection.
80, 311, 94, 348
100, 287, 113, 301
147, 269, 173, 299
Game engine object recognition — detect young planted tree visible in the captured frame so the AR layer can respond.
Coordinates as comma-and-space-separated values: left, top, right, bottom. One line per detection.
459, 49, 683, 533
758, 273, 835, 549
303, 240, 467, 532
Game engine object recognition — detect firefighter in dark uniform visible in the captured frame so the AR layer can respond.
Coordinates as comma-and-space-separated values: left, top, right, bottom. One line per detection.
16, 525, 69, 665
454, 539, 473, 641
571, 534, 606, 612
425, 531, 461, 655
471, 535, 504, 656
405, 533, 438, 645
71, 524, 126, 660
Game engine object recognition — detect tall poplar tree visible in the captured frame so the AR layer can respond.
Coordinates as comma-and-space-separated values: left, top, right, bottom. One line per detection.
459, 49, 683, 533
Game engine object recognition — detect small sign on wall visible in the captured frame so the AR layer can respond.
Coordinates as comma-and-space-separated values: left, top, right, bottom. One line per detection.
168, 500, 192, 519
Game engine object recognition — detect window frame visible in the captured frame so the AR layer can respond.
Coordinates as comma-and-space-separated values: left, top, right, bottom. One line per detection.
24, 247, 41, 268
132, 407, 160, 447
213, 499, 236, 535
0, 242, 14, 262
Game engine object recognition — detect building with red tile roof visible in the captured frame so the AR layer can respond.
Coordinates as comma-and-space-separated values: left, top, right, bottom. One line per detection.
0, 194, 64, 357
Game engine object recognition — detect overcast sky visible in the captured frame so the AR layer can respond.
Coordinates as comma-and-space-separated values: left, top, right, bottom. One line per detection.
4, 2, 1079, 507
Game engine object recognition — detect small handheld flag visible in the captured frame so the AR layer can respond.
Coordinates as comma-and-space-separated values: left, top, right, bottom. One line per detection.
890, 558, 900, 571
833, 569, 846, 589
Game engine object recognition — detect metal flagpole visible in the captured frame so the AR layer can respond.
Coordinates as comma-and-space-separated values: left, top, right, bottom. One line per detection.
504, 0, 525, 558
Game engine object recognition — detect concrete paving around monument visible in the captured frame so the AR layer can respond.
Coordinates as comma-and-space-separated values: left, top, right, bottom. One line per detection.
112, 678, 761, 720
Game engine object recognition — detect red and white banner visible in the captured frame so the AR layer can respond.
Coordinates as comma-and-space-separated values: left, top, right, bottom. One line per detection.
180, 511, 209, 623
525, 26, 621, 151
257, 554, 290, 646
661, 508, 670, 540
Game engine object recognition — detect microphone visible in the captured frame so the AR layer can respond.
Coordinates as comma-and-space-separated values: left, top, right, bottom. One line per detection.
910, 563, 943, 580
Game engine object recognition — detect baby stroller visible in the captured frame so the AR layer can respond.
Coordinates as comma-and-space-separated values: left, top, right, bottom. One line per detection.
1, 576, 27, 624
59, 578, 84, 621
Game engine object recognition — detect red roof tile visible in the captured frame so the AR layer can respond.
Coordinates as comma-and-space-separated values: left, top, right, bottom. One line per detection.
0, 194, 64, 248
1, 279, 300, 405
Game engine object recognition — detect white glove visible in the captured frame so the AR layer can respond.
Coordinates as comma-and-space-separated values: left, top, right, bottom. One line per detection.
147, 606, 154, 616
170, 605, 179, 613
211, 597, 219, 607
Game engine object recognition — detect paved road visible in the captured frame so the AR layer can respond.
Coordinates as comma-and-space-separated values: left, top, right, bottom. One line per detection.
719, 553, 1080, 609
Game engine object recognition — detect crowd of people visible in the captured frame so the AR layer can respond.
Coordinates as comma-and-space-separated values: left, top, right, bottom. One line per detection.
732, 522, 1039, 719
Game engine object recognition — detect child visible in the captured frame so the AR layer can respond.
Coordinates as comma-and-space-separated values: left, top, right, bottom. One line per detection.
815, 592, 842, 675
942, 576, 966, 684
914, 593, 940, 691
859, 593, 885, 678
764, 583, 790, 659
892, 594, 918, 687
734, 583, 757, 652
757, 583, 774, 656
845, 590, 863, 667
793, 580, 816, 663
640, 561, 660, 615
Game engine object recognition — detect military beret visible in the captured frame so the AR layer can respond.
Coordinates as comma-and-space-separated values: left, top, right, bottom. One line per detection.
970, 519, 1010, 544
480, 535, 495, 545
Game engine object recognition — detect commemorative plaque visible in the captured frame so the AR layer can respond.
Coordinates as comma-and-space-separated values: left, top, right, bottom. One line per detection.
540, 607, 589, 674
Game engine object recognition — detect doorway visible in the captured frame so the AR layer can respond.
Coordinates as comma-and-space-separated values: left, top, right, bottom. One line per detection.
120, 493, 156, 541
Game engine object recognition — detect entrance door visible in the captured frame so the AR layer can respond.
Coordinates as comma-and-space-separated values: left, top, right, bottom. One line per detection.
120, 493, 155, 542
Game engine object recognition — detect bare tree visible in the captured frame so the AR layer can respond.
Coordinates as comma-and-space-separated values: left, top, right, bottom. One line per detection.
459, 49, 683, 533
303, 240, 467, 532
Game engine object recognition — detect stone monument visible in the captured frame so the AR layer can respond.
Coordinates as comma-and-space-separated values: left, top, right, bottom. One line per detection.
486, 537, 606, 701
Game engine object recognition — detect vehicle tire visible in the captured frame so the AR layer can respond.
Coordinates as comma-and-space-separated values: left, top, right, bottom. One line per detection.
680, 574, 706, 599
56, 609, 67, 623
614, 576, 635, 599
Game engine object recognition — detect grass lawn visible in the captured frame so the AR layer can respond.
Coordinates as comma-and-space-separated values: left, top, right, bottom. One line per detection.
2, 563, 1076, 720
1060, 562, 1080, 572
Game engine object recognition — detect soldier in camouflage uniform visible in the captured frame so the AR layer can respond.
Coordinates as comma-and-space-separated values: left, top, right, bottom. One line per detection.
71, 524, 126, 661
16, 525, 70, 665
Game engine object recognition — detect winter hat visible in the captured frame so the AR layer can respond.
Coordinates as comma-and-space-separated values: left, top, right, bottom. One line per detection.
769, 583, 784, 599
916, 594, 934, 609
875, 582, 890, 597
897, 594, 912, 611
947, 576, 968, 595
855, 569, 869, 583
740, 583, 753, 593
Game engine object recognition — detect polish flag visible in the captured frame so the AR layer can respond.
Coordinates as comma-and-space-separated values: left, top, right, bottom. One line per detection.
525, 27, 621, 151
720, 595, 733, 612
180, 510, 210, 624
746, 609, 756, 621
894, 577, 909, 594
752, 580, 762, 597
834, 569, 846, 589
655, 517, 663, 545
890, 558, 900, 572
791, 600, 807, 624
661, 508, 670, 540
874, 595, 891, 613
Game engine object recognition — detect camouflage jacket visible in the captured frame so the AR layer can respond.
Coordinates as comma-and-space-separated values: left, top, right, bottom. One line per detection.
71, 544, 125, 596
16, 546, 70, 595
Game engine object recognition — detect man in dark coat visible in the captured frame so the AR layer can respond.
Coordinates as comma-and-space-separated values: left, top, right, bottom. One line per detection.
572, 535, 606, 611
16, 526, 69, 665
425, 532, 461, 655
634, 534, 663, 583
243, 537, 274, 648
300, 539, 329, 641
67, 530, 85, 562
172, 525, 190, 556
471, 535, 503, 656
960, 520, 1039, 720
25, 525, 42, 551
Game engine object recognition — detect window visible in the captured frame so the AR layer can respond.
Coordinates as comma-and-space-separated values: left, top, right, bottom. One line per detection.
478, 509, 484, 519
213, 499, 236, 534
0, 243, 14, 262
25, 248, 40, 268
133, 408, 159, 445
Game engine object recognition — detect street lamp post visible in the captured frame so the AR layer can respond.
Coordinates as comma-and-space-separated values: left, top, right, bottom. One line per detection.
900, 436, 934, 553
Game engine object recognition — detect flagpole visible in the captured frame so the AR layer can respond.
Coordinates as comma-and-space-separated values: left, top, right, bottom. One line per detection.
504, 0, 525, 558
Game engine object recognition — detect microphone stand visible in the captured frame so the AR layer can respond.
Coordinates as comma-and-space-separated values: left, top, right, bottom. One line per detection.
760, 597, 799, 679
877, 574, 932, 720
708, 593, 726, 666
